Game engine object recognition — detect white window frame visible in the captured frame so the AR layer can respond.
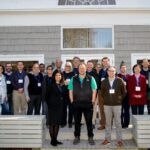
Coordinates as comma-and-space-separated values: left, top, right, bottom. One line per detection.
0, 54, 44, 63
61, 25, 114, 50
61, 53, 115, 68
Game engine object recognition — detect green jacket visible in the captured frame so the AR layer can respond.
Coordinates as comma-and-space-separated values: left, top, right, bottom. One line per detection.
101, 77, 126, 106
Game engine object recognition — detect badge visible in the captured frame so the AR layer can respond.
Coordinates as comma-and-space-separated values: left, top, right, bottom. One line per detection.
101, 78, 105, 81
38, 83, 41, 87
146, 80, 148, 85
6, 80, 11, 84
124, 81, 126, 86
109, 89, 115, 94
135, 86, 141, 91
18, 79, 23, 83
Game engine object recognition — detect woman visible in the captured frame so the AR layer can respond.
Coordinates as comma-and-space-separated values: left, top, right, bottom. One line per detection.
46, 70, 66, 146
62, 62, 75, 128
128, 64, 146, 115
0, 65, 7, 115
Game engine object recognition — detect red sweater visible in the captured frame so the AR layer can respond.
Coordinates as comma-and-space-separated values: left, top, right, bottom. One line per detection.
127, 74, 146, 105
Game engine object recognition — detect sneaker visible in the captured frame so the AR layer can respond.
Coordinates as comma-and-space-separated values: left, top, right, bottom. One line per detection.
56, 140, 63, 145
116, 141, 124, 147
73, 137, 80, 145
101, 139, 111, 146
97, 126, 105, 130
88, 137, 95, 145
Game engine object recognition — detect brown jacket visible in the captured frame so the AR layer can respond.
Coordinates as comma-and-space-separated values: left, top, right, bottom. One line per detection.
101, 77, 126, 106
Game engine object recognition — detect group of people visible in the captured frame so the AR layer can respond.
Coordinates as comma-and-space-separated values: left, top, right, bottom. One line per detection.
0, 56, 150, 147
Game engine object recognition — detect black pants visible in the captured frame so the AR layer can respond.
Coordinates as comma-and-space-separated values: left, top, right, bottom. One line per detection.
27, 95, 41, 115
7, 93, 13, 115
121, 96, 130, 128
73, 103, 94, 137
61, 98, 74, 125
131, 105, 144, 115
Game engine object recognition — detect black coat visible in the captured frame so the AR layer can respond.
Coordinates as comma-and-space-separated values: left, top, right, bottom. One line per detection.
46, 82, 67, 124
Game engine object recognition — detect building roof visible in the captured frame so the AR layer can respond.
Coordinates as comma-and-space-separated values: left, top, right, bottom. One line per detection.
0, 0, 150, 11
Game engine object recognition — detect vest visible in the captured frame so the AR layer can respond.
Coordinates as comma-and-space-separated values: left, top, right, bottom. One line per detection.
28, 73, 43, 95
73, 74, 92, 103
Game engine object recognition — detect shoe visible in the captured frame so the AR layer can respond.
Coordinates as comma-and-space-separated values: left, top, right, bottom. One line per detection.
101, 139, 111, 146
97, 126, 105, 130
68, 124, 72, 128
50, 140, 57, 146
92, 124, 95, 129
56, 140, 63, 145
88, 137, 95, 145
116, 141, 124, 147
73, 137, 80, 145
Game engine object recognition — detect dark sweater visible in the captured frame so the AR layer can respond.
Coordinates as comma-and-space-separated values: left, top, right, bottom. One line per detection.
101, 77, 126, 106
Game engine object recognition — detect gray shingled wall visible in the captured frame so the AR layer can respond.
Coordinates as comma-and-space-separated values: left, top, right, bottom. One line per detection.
0, 25, 150, 72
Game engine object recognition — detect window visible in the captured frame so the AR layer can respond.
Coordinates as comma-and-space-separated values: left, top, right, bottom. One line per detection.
62, 28, 113, 49
58, 0, 116, 5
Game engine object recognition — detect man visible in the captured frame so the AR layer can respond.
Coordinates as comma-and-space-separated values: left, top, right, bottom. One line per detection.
53, 58, 63, 74
39, 63, 46, 76
68, 63, 97, 145
98, 57, 110, 130
72, 57, 81, 75
86, 60, 99, 128
117, 61, 130, 128
42, 65, 53, 125
101, 66, 126, 147
4, 63, 13, 114
11, 61, 27, 115
24, 63, 43, 115
140, 58, 150, 114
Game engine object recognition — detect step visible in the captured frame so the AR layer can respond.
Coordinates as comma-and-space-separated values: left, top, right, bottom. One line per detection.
41, 139, 138, 150
44, 126, 133, 140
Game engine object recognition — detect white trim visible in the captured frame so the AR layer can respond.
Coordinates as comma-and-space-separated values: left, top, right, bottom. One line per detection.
131, 53, 150, 69
61, 53, 115, 68
0, 54, 44, 63
61, 26, 114, 50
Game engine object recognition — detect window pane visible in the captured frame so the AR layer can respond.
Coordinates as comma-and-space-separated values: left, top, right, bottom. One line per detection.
63, 28, 113, 48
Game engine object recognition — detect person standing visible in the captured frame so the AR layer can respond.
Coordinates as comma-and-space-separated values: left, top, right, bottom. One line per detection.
42, 65, 53, 125
11, 61, 27, 115
128, 64, 146, 115
140, 58, 150, 114
53, 58, 63, 74
0, 65, 8, 115
4, 63, 13, 114
101, 66, 126, 147
24, 63, 43, 115
86, 60, 99, 128
72, 56, 81, 75
117, 62, 130, 128
62, 62, 75, 128
46, 70, 66, 146
68, 63, 97, 145
98, 57, 110, 130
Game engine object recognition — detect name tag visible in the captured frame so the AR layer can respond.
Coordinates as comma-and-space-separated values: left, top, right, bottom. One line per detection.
101, 78, 105, 81
109, 89, 115, 94
6, 80, 11, 84
146, 80, 148, 85
135, 86, 141, 91
38, 83, 41, 87
18, 79, 23, 83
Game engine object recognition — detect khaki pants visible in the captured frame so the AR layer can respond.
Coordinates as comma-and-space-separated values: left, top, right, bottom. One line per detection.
98, 90, 106, 127
12, 90, 27, 115
92, 95, 100, 125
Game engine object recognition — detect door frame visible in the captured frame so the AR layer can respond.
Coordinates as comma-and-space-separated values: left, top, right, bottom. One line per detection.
61, 54, 115, 68
131, 53, 150, 68
0, 54, 44, 63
